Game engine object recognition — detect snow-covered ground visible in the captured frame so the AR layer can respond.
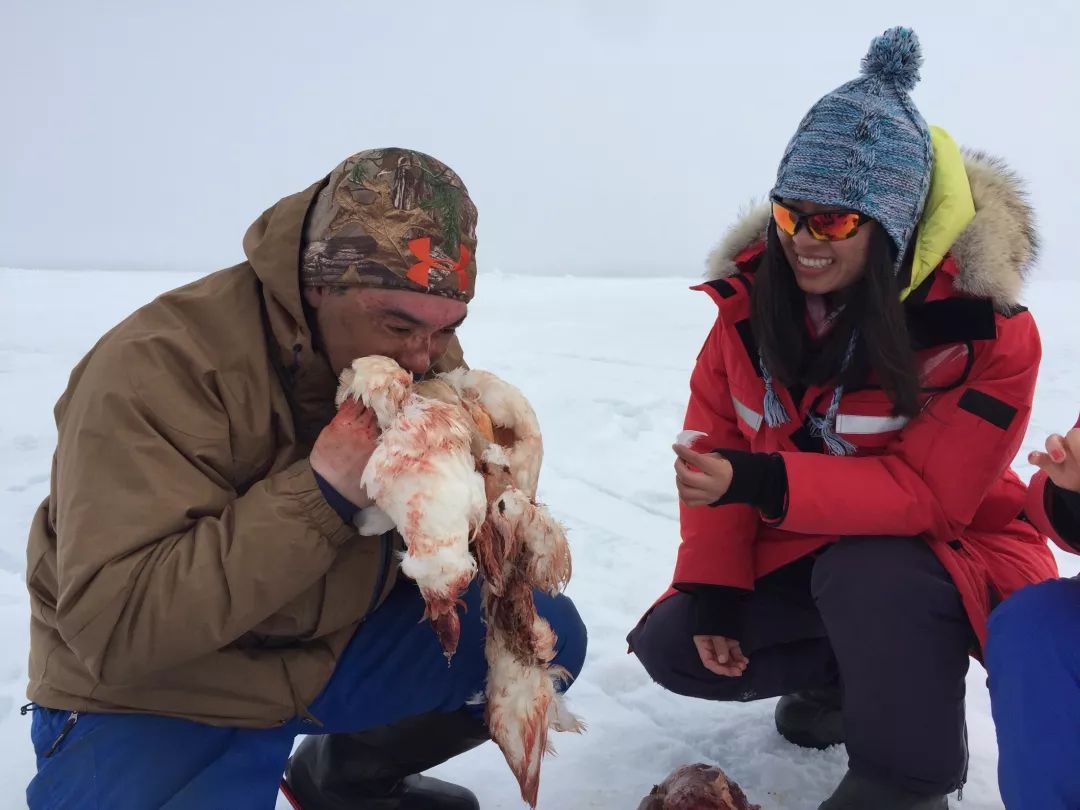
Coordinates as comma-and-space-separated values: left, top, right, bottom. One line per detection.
1, 267, 1077, 809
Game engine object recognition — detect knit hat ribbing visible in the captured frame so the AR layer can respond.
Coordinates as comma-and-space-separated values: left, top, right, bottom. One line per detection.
772, 26, 933, 257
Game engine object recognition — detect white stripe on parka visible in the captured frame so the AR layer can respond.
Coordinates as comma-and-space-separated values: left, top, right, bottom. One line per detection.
730, 394, 909, 436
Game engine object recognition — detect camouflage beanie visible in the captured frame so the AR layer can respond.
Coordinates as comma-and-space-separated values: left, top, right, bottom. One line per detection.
301, 148, 479, 302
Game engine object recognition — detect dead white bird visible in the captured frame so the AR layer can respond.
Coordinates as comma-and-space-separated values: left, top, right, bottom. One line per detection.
482, 610, 582, 807
439, 370, 579, 807
488, 488, 572, 596
440, 367, 544, 497
336, 356, 487, 657
336, 357, 581, 807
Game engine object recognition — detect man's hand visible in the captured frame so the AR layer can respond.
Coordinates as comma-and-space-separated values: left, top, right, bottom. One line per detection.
674, 444, 733, 506
1029, 428, 1080, 493
310, 397, 380, 509
693, 634, 749, 677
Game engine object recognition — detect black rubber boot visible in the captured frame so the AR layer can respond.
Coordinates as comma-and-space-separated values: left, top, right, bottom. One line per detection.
775, 685, 844, 750
818, 770, 949, 810
282, 709, 489, 810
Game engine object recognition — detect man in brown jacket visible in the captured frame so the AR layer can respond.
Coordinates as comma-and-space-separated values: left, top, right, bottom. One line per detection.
24, 148, 587, 810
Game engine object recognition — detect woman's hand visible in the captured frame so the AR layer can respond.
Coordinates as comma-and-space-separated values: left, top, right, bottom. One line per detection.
674, 444, 733, 506
693, 635, 749, 677
1029, 428, 1080, 493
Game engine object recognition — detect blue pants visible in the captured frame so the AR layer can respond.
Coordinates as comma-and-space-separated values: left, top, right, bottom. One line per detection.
27, 579, 587, 809
986, 577, 1080, 810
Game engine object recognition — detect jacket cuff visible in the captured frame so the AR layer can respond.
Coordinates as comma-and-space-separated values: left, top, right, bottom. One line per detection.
313, 470, 361, 525
1048, 481, 1080, 552
689, 586, 750, 638
711, 449, 788, 519
284, 460, 356, 547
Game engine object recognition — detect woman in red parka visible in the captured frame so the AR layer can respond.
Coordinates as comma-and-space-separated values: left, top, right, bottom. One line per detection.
628, 27, 1058, 810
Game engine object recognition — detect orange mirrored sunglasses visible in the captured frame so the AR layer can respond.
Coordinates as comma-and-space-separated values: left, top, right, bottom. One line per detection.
771, 197, 871, 242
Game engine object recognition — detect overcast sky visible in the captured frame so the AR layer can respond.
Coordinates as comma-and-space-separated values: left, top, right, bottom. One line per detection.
2, 0, 1077, 280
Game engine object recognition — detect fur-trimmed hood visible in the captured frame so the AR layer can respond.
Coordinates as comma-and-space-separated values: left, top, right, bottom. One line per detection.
705, 151, 1038, 310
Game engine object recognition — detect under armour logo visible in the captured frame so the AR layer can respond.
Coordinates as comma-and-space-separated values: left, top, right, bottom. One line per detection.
406, 237, 471, 292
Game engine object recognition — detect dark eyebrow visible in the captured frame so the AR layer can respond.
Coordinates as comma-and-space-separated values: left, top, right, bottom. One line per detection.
378, 308, 467, 330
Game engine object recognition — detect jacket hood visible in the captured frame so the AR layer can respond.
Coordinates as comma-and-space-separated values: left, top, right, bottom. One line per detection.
242, 177, 327, 353
706, 132, 1038, 311
241, 177, 340, 446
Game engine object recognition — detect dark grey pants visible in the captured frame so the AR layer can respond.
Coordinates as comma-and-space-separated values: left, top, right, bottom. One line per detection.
628, 536, 973, 796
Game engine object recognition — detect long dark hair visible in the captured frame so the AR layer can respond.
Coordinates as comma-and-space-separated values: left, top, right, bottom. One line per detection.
750, 221, 920, 416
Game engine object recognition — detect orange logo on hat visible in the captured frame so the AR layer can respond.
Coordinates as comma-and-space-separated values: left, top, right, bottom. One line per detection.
406, 237, 471, 292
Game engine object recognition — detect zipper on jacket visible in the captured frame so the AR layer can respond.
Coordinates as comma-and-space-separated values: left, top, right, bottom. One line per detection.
44, 711, 79, 758
365, 531, 394, 615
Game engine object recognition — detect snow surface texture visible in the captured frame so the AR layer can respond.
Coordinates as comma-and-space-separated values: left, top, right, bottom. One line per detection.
2, 268, 1077, 809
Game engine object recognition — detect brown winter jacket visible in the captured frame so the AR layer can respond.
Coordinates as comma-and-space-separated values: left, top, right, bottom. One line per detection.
25, 177, 465, 727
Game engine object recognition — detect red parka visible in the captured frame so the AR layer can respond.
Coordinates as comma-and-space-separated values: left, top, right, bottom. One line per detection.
659, 152, 1058, 649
